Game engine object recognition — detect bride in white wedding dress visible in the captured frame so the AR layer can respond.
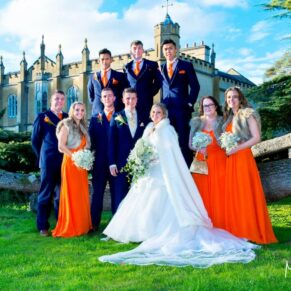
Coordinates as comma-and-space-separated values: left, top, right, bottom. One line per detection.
99, 103, 259, 267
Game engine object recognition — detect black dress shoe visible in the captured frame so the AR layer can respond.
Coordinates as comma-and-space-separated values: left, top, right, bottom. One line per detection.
39, 230, 49, 237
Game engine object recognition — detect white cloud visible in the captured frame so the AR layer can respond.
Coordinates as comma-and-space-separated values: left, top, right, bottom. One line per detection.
0, 0, 226, 71
199, 0, 248, 8
224, 26, 242, 40
216, 49, 286, 84
239, 48, 253, 56
248, 21, 270, 42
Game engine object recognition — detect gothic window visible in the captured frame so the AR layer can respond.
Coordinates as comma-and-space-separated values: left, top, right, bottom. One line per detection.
67, 86, 79, 109
8, 94, 17, 118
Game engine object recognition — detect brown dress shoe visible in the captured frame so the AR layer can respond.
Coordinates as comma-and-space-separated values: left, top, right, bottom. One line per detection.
39, 230, 49, 237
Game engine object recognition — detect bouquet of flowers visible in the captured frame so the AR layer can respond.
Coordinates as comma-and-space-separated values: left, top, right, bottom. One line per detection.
192, 132, 212, 150
121, 138, 158, 185
72, 149, 95, 171
219, 132, 240, 153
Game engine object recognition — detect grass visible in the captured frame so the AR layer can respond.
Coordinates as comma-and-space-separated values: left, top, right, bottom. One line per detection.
0, 196, 290, 290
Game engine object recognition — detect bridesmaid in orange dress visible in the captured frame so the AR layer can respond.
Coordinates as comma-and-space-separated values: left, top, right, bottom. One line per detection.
222, 87, 277, 244
189, 96, 226, 229
52, 102, 92, 237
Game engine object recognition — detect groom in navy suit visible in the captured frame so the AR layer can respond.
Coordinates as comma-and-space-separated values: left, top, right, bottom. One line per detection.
89, 88, 116, 230
124, 40, 162, 124
87, 48, 129, 115
31, 90, 68, 236
161, 39, 200, 166
108, 88, 145, 213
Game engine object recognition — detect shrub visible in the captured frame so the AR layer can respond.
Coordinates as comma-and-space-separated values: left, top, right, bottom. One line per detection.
0, 141, 37, 173
0, 129, 31, 143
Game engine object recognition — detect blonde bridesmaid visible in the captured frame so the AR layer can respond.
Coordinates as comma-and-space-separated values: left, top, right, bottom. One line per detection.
52, 102, 92, 237
222, 87, 277, 244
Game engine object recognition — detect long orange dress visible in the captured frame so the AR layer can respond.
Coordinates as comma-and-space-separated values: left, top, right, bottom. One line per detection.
52, 136, 92, 237
192, 130, 227, 229
224, 123, 277, 244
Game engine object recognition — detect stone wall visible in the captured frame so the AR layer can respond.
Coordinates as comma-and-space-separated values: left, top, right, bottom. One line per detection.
257, 159, 291, 201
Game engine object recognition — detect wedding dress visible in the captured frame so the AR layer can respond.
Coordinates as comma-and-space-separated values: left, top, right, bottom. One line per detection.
99, 118, 259, 267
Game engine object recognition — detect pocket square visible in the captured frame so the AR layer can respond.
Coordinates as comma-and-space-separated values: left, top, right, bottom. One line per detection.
178, 70, 186, 74
112, 78, 119, 85
140, 122, 145, 127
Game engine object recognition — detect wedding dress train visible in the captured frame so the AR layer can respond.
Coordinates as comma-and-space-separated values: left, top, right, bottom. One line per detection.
99, 119, 259, 267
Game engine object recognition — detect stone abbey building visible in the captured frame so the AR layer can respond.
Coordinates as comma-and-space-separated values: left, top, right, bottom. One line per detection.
0, 14, 255, 132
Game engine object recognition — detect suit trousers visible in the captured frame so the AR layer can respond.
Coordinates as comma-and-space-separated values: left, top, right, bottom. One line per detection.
91, 164, 115, 229
111, 172, 130, 214
37, 164, 61, 230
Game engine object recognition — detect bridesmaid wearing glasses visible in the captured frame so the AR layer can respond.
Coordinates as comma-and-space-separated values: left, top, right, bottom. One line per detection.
189, 96, 226, 229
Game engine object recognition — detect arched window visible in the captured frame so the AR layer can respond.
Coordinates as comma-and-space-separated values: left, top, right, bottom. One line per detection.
67, 86, 79, 110
34, 82, 48, 115
8, 94, 17, 118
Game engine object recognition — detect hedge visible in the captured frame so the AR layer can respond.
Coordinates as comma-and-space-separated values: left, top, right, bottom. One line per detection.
0, 141, 37, 173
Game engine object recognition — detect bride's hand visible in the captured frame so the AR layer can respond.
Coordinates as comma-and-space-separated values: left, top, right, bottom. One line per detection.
110, 165, 119, 176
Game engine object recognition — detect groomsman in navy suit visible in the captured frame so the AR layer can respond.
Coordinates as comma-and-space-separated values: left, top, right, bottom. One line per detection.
89, 88, 116, 230
124, 40, 162, 124
31, 90, 68, 236
87, 48, 129, 115
108, 88, 145, 213
160, 39, 200, 166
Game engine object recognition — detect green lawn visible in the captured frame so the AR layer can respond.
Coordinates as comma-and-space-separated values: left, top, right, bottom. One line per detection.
0, 196, 290, 290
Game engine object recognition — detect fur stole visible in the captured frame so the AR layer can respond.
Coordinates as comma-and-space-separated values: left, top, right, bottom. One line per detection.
56, 118, 90, 149
222, 107, 261, 142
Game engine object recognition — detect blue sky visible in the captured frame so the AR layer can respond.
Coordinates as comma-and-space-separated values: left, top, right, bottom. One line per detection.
0, 0, 289, 84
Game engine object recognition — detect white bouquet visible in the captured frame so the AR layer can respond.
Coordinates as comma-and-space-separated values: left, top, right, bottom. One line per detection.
71, 149, 95, 171
219, 132, 240, 153
192, 132, 212, 150
121, 138, 158, 184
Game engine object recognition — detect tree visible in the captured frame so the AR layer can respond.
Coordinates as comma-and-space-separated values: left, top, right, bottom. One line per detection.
246, 75, 291, 140
264, 49, 291, 79
261, 0, 291, 18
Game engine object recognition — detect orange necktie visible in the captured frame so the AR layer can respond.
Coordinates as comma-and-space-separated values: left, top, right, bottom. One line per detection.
101, 70, 108, 87
168, 63, 173, 79
106, 111, 113, 122
134, 61, 141, 76
57, 112, 62, 120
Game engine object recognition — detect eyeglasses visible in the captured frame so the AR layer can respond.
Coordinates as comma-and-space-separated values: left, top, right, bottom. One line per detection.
203, 104, 215, 109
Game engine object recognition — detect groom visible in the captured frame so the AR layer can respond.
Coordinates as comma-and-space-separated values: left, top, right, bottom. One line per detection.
108, 88, 145, 213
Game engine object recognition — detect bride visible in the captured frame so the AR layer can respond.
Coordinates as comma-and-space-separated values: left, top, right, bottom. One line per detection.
99, 103, 259, 267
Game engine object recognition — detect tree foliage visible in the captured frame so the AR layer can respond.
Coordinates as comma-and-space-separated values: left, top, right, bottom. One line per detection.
261, 0, 291, 18
264, 49, 291, 79
245, 75, 291, 140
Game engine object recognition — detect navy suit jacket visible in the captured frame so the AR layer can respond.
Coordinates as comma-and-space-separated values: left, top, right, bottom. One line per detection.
31, 110, 68, 169
108, 110, 145, 169
124, 59, 162, 123
89, 112, 111, 169
87, 69, 129, 115
161, 59, 200, 109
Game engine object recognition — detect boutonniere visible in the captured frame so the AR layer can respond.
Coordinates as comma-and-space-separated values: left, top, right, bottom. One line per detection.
97, 113, 103, 124
178, 70, 186, 74
112, 78, 119, 85
44, 115, 57, 127
139, 122, 145, 127
115, 114, 127, 126
93, 72, 98, 80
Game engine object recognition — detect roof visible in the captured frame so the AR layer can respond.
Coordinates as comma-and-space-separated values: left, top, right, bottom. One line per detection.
218, 69, 256, 86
